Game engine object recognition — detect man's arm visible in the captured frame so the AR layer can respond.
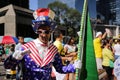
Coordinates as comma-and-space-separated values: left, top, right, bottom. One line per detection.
4, 49, 30, 69
102, 32, 107, 39
53, 53, 75, 73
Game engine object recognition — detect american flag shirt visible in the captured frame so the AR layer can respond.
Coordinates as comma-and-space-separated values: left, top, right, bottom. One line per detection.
4, 39, 75, 80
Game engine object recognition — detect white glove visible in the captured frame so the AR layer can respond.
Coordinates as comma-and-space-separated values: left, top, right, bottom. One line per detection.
73, 60, 82, 69
12, 49, 31, 60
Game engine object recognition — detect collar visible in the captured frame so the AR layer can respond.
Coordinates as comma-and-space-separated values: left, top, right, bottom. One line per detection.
34, 38, 49, 47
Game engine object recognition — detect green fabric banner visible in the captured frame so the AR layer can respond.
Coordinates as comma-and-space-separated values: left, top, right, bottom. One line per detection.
86, 13, 98, 80
80, 13, 99, 80
75, 0, 99, 79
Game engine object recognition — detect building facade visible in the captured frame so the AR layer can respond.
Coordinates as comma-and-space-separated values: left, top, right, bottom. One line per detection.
0, 5, 36, 38
0, 0, 29, 9
96, 0, 120, 25
116, 0, 120, 25
0, 0, 37, 38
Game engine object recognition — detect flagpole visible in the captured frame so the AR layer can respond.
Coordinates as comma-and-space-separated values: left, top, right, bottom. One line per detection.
75, 0, 88, 80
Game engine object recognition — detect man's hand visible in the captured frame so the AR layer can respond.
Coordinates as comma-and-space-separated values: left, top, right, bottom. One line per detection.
12, 49, 31, 60
73, 60, 82, 69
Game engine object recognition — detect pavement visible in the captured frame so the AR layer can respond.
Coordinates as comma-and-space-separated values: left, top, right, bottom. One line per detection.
0, 61, 16, 80
0, 61, 6, 80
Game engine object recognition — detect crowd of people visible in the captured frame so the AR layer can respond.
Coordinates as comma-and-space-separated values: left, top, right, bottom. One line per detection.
94, 29, 120, 80
0, 30, 79, 80
1, 7, 120, 80
0, 36, 25, 79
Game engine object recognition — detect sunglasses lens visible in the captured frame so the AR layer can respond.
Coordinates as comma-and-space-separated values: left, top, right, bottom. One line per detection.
45, 30, 50, 34
37, 30, 50, 34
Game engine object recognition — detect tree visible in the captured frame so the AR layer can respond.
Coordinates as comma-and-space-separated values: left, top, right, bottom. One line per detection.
48, 1, 81, 37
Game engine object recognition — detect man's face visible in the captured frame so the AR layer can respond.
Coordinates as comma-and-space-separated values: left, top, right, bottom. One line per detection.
37, 26, 51, 44
60, 33, 63, 40
98, 34, 102, 38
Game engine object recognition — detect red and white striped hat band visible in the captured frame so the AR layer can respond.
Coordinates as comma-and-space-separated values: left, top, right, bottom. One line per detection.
33, 8, 55, 20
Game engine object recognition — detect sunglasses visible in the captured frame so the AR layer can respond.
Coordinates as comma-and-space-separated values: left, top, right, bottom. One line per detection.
37, 30, 51, 34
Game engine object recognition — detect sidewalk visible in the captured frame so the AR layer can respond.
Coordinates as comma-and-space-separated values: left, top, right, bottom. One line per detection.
0, 61, 16, 80
0, 61, 6, 80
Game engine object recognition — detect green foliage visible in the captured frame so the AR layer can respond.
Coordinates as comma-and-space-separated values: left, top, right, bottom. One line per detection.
48, 1, 81, 37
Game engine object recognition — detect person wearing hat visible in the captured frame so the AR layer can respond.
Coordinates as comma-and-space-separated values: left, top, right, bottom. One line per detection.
4, 8, 82, 80
93, 31, 108, 80
93, 31, 107, 73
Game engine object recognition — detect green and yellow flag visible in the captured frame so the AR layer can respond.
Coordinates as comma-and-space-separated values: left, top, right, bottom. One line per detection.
76, 0, 99, 80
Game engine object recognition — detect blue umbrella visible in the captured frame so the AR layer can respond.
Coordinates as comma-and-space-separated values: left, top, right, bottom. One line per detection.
12, 37, 19, 44
24, 37, 34, 42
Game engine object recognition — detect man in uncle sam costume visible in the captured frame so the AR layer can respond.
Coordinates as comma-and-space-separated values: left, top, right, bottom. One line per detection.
4, 8, 82, 80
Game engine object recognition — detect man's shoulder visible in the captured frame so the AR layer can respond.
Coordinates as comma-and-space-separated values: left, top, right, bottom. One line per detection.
23, 41, 34, 46
94, 38, 101, 42
15, 43, 21, 49
16, 43, 21, 46
54, 41, 62, 45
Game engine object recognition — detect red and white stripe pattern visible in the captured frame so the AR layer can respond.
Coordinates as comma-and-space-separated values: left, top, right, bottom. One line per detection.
22, 41, 58, 67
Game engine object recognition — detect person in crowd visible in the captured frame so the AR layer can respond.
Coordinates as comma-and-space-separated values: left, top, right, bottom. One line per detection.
53, 30, 73, 65
101, 39, 114, 80
15, 36, 25, 80
4, 8, 81, 80
53, 30, 73, 80
114, 57, 120, 80
93, 30, 107, 72
5, 44, 16, 79
0, 43, 5, 76
0, 43, 5, 62
15, 36, 25, 51
107, 37, 114, 52
64, 36, 77, 80
113, 39, 120, 60
4, 44, 10, 58
64, 36, 77, 61
9, 44, 15, 55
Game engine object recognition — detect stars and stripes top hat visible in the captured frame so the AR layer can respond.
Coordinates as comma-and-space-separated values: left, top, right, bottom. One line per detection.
32, 8, 56, 33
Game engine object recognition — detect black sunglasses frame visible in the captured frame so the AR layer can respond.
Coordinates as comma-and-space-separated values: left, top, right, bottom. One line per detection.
37, 30, 51, 34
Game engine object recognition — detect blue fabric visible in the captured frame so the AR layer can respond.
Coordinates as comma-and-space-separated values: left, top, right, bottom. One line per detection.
12, 37, 19, 44
4, 53, 75, 80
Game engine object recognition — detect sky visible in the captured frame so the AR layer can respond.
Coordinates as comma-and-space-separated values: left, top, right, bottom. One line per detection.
88, 0, 96, 18
75, 0, 96, 18
29, 0, 38, 10
29, 0, 96, 18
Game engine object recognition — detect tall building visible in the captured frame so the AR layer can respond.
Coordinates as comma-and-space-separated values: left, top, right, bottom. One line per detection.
0, 0, 29, 9
116, 0, 120, 25
0, 0, 35, 37
96, 0, 117, 24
